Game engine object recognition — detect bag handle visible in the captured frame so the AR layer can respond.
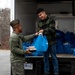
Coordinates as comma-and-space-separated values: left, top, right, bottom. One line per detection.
39, 33, 42, 35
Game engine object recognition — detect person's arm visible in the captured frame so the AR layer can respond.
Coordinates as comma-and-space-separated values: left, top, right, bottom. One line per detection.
38, 18, 56, 34
19, 33, 38, 42
10, 36, 31, 55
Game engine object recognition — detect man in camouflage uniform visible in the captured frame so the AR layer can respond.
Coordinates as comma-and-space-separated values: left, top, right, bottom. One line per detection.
36, 8, 59, 75
9, 19, 38, 75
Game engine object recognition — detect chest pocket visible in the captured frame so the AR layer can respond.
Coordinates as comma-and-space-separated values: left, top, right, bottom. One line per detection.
39, 18, 51, 29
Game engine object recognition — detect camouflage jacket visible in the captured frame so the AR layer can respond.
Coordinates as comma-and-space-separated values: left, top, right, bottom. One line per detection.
9, 32, 35, 63
37, 16, 56, 46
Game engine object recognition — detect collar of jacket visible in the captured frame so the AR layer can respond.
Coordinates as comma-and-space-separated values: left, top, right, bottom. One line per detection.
13, 31, 20, 35
41, 16, 49, 22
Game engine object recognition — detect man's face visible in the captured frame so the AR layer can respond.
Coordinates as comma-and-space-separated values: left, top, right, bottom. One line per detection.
18, 24, 22, 33
38, 11, 47, 20
13, 24, 22, 33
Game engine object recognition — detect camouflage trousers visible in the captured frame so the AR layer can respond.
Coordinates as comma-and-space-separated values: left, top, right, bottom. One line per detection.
11, 61, 25, 75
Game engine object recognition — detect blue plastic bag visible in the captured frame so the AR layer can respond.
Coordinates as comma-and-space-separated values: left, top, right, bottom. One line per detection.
31, 34, 48, 52
22, 41, 44, 56
22, 34, 48, 56
56, 40, 64, 54
63, 43, 72, 54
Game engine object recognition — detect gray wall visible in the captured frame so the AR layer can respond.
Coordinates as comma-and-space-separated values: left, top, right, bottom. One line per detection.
56, 17, 75, 33
15, 0, 37, 35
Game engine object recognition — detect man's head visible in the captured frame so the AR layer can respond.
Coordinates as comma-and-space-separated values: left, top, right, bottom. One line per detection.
36, 8, 47, 20
10, 19, 22, 33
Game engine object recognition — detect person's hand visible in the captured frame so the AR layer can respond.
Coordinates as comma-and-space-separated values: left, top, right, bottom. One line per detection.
25, 49, 32, 54
39, 29, 44, 33
35, 32, 39, 36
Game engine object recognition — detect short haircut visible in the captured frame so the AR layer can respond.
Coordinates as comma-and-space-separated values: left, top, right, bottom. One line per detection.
36, 8, 45, 14
10, 19, 20, 27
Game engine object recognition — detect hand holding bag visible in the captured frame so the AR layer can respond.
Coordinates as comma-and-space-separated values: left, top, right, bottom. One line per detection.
31, 33, 48, 52
23, 33, 48, 56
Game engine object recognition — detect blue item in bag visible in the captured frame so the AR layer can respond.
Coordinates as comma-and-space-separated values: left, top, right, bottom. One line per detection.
31, 34, 48, 52
22, 41, 44, 56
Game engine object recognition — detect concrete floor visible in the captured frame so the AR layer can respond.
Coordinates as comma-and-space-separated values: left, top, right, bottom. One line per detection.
0, 50, 10, 75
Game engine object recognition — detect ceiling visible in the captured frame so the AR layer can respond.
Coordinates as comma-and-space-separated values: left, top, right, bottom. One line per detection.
16, 0, 75, 3
36, 0, 75, 4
